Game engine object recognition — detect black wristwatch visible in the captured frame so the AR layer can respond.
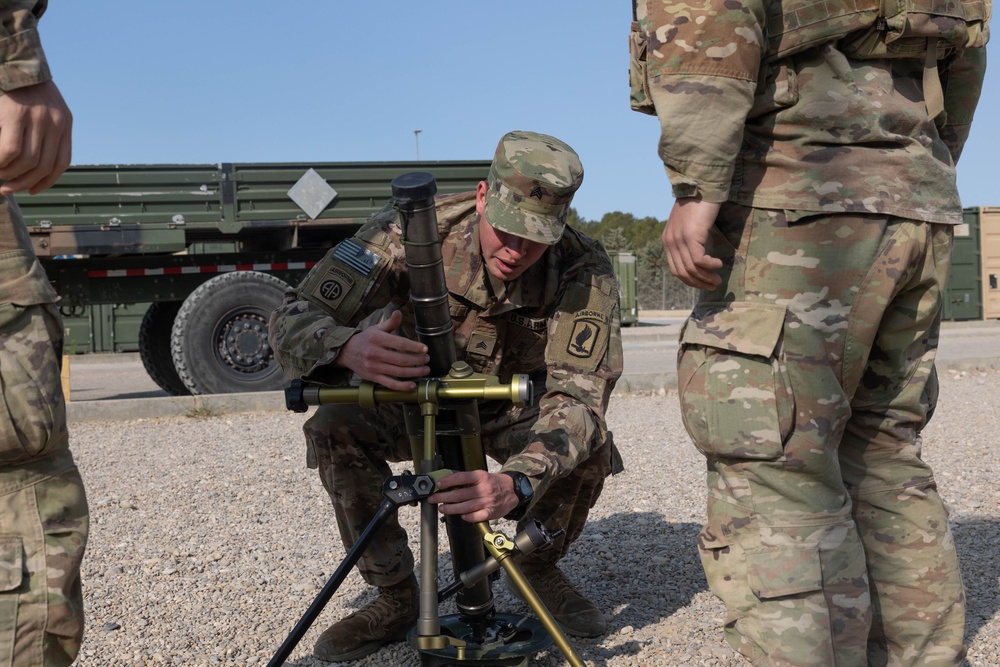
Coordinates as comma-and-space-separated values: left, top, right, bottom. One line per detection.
501, 471, 534, 521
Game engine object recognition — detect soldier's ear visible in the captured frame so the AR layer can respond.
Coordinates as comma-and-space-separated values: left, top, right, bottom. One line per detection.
475, 181, 488, 215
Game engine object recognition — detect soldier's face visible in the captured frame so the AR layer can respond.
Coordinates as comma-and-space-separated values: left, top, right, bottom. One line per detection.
476, 182, 548, 281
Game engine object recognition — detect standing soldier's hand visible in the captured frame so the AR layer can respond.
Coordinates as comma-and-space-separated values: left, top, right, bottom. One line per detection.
663, 198, 723, 290
0, 80, 72, 196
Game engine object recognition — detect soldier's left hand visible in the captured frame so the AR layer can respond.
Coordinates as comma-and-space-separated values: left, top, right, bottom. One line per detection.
429, 470, 518, 522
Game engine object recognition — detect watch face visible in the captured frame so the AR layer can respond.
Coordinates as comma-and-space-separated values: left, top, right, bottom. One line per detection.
515, 475, 533, 501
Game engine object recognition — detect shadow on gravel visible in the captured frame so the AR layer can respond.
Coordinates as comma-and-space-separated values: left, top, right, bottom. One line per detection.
952, 516, 1000, 648
576, 513, 707, 628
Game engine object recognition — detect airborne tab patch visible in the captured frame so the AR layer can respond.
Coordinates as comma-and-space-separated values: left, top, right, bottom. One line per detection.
333, 239, 380, 276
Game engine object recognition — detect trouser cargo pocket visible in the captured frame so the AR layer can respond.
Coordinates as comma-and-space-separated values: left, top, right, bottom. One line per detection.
678, 301, 793, 460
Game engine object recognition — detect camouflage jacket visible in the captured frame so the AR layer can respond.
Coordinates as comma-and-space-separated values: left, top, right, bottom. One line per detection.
270, 192, 624, 496
0, 1, 51, 92
634, 0, 989, 223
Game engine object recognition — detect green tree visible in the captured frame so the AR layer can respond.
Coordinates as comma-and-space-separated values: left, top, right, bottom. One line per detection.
599, 227, 631, 253
568, 207, 694, 312
565, 207, 589, 232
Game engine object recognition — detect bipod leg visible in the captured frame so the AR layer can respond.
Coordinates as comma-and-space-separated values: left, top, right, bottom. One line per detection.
266, 473, 438, 667
476, 522, 585, 667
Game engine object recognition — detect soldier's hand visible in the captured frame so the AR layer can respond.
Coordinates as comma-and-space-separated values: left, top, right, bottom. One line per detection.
335, 309, 430, 390
429, 470, 518, 523
0, 80, 72, 196
662, 198, 723, 290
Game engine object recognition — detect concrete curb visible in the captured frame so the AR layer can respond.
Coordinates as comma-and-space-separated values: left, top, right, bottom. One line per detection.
63, 318, 1000, 422
66, 390, 287, 422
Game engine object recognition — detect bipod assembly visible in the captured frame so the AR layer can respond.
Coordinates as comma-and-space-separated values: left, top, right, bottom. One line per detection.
265, 375, 586, 667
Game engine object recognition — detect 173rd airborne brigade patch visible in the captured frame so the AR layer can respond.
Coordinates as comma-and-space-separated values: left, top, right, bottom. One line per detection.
552, 283, 613, 372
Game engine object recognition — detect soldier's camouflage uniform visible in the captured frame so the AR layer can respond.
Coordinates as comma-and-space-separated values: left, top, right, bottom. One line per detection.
0, 3, 89, 665
631, 0, 988, 664
269, 190, 623, 588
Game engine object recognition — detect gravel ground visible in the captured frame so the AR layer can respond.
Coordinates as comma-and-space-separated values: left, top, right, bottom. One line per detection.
68, 369, 1000, 667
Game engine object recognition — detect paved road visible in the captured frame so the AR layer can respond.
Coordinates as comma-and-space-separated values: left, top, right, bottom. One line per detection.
63, 318, 1000, 421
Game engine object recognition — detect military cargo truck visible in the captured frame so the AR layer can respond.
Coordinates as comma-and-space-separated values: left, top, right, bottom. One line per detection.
20, 161, 491, 396
21, 161, 642, 396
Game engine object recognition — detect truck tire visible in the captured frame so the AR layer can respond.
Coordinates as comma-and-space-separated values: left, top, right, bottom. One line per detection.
138, 301, 191, 396
171, 271, 289, 395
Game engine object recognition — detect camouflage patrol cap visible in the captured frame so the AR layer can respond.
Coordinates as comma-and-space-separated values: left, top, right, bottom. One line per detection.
485, 131, 584, 245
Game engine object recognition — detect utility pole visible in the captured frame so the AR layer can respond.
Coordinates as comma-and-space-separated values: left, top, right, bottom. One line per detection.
414, 129, 422, 161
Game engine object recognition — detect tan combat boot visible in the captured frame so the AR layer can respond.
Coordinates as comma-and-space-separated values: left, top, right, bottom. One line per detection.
313, 574, 419, 661
507, 563, 608, 638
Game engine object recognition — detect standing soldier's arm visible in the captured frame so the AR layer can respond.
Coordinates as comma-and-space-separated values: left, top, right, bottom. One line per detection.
501, 255, 624, 502
0, 0, 71, 195
939, 45, 988, 165
637, 0, 765, 288
639, 0, 765, 203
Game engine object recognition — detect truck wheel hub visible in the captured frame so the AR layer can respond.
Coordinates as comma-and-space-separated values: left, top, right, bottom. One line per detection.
217, 313, 271, 373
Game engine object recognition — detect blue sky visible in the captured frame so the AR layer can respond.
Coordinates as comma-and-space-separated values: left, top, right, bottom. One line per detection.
40, 1, 1000, 223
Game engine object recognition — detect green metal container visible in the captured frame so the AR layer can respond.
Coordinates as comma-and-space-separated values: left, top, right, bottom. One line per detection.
943, 209, 983, 321
61, 302, 148, 354
612, 252, 638, 326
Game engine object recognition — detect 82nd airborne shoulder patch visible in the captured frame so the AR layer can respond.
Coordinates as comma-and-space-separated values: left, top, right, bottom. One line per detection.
312, 265, 356, 310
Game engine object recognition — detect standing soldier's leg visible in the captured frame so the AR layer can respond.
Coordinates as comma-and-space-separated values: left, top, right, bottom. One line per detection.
838, 224, 965, 666
0, 197, 88, 667
681, 207, 925, 666
304, 403, 419, 661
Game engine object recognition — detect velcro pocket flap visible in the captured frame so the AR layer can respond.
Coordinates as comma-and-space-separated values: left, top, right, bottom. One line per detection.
681, 302, 786, 358
0, 536, 24, 592
0, 251, 58, 307
747, 544, 822, 599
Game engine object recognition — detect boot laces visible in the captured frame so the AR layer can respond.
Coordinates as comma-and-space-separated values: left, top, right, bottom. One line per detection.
529, 566, 582, 602
350, 591, 410, 625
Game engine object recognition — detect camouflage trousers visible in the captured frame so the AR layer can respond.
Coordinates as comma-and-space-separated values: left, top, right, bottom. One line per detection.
0, 200, 89, 667
304, 399, 612, 588
678, 204, 964, 666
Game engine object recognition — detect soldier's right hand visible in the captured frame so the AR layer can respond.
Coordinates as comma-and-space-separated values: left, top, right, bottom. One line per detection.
0, 80, 72, 196
662, 198, 723, 290
335, 309, 430, 390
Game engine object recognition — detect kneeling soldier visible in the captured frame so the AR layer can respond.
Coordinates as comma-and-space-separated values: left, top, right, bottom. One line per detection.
269, 130, 623, 661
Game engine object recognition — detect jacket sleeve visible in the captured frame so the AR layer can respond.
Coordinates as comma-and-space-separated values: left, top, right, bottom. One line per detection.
500, 255, 624, 500
940, 45, 987, 165
267, 219, 407, 385
0, 0, 50, 91
640, 0, 765, 201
